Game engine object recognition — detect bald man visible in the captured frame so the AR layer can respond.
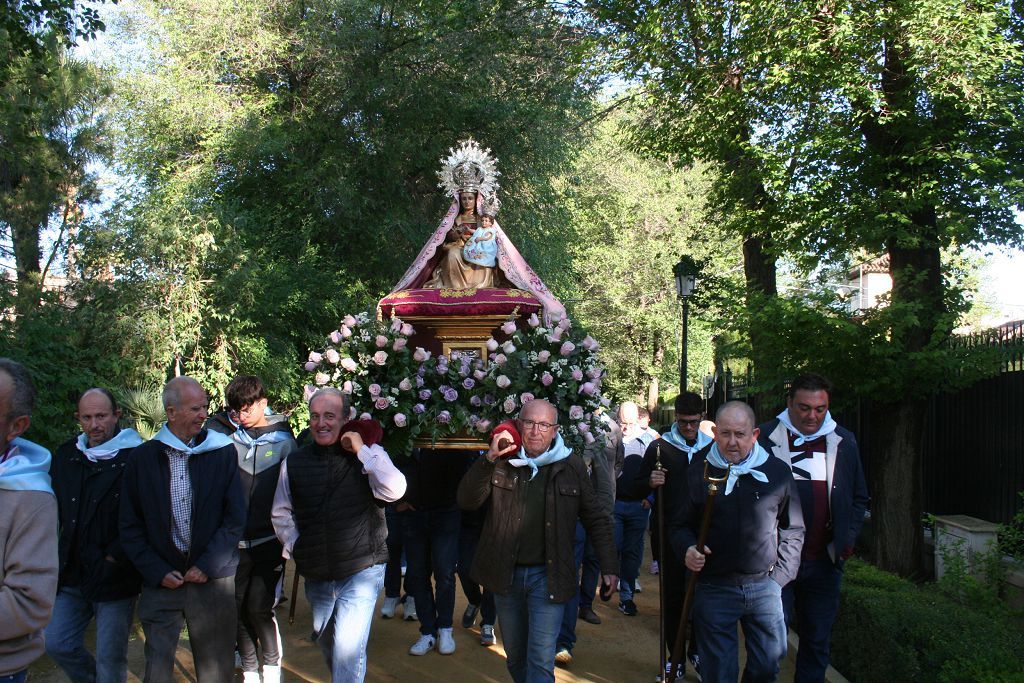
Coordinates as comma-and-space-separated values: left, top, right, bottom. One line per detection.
670, 401, 804, 683
458, 399, 618, 683
120, 376, 245, 682
46, 388, 143, 683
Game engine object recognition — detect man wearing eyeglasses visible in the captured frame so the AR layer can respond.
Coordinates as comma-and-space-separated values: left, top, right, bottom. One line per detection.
629, 392, 710, 680
207, 375, 297, 683
457, 399, 618, 683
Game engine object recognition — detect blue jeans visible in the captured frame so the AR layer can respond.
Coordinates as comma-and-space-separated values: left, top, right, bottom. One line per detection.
44, 587, 136, 683
383, 507, 407, 599
614, 499, 649, 602
578, 536, 599, 610
783, 559, 843, 683
457, 522, 496, 625
693, 577, 788, 683
306, 564, 386, 683
402, 506, 460, 636
494, 566, 565, 683
0, 671, 27, 683
557, 522, 587, 653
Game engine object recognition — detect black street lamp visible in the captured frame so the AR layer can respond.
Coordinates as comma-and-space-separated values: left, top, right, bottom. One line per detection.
673, 256, 699, 394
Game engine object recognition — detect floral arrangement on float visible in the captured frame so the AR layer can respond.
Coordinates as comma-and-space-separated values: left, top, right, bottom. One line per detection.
302, 311, 609, 454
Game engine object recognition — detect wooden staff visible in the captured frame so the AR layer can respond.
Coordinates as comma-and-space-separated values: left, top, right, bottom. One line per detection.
288, 560, 301, 625
668, 461, 730, 682
654, 444, 667, 681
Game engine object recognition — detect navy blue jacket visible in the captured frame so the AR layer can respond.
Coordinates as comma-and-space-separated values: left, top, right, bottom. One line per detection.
119, 432, 245, 587
670, 445, 805, 587
757, 418, 869, 568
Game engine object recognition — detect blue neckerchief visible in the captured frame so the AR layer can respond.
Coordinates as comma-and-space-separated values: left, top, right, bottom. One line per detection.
233, 427, 290, 460
705, 441, 770, 495
660, 424, 712, 463
0, 438, 54, 493
508, 432, 572, 481
76, 428, 144, 462
776, 409, 837, 447
154, 425, 233, 455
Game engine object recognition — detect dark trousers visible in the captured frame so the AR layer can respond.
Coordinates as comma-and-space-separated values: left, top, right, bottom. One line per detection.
557, 521, 587, 653
235, 540, 284, 671
137, 576, 236, 683
457, 523, 496, 625
384, 507, 408, 599
783, 558, 843, 683
403, 506, 461, 636
659, 533, 697, 662
578, 537, 599, 610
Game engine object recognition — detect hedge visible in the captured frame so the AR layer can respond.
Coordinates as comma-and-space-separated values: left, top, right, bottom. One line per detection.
831, 559, 1024, 682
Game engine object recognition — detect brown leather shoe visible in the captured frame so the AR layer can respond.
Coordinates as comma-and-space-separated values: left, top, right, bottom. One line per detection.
578, 606, 602, 624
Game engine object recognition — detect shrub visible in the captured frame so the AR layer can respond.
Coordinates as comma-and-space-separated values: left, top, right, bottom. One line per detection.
831, 559, 1024, 682
999, 492, 1024, 560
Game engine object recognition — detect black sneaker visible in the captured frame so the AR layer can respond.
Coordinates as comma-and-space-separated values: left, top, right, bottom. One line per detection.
689, 653, 702, 682
461, 603, 479, 628
618, 599, 637, 616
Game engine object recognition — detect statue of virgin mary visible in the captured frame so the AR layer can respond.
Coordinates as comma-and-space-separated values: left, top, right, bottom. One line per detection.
387, 139, 566, 321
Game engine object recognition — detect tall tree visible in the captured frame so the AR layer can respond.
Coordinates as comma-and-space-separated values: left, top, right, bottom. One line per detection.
590, 0, 1024, 575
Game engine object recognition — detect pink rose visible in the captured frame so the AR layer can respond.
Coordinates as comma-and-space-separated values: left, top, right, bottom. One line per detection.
373, 351, 388, 365
502, 341, 516, 354
393, 338, 407, 351
503, 397, 518, 413
557, 316, 572, 332
486, 338, 499, 352
521, 392, 535, 403
390, 317, 403, 333
541, 371, 554, 386
394, 413, 408, 427
496, 375, 512, 389
340, 325, 352, 338
368, 383, 381, 396
548, 329, 563, 343
325, 349, 341, 364
329, 330, 343, 345
569, 405, 584, 421
494, 354, 507, 366
401, 323, 414, 336
344, 315, 357, 327
571, 368, 583, 381
587, 367, 602, 379
559, 341, 576, 356
342, 380, 353, 393
303, 384, 316, 401
375, 335, 388, 348
528, 313, 540, 328
374, 397, 390, 410
537, 350, 551, 363
583, 430, 596, 444
579, 382, 596, 396
501, 320, 517, 335
360, 412, 372, 420
413, 347, 431, 362
476, 419, 493, 432
474, 369, 487, 381
315, 372, 330, 386
304, 361, 318, 372
577, 421, 590, 433
398, 378, 412, 391
341, 358, 357, 372
581, 335, 599, 351
308, 351, 323, 364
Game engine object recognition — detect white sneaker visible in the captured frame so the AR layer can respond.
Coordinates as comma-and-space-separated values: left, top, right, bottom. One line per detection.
403, 596, 418, 621
242, 672, 260, 683
409, 634, 436, 655
381, 596, 400, 618
262, 665, 282, 683
480, 624, 496, 646
438, 627, 456, 655
635, 579, 642, 593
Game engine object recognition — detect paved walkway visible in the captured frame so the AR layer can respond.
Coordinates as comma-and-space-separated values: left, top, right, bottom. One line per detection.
31, 545, 796, 682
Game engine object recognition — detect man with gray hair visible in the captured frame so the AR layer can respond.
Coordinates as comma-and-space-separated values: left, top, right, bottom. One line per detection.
0, 358, 58, 683
671, 400, 804, 683
120, 375, 245, 682
272, 387, 406, 682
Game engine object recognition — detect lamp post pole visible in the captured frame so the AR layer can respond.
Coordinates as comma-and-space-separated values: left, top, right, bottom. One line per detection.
673, 255, 698, 395
680, 295, 689, 394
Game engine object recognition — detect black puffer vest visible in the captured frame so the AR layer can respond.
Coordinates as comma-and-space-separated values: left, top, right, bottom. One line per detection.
288, 442, 388, 581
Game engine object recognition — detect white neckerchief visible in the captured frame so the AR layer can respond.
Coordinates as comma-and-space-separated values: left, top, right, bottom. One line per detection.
154, 425, 233, 455
660, 424, 712, 463
705, 441, 770, 495
776, 409, 837, 447
76, 428, 144, 462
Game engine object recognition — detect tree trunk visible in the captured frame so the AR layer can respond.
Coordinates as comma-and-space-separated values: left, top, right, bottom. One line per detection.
868, 397, 925, 577
11, 218, 43, 314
